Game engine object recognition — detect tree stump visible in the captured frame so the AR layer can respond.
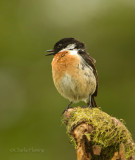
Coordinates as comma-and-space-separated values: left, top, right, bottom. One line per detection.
62, 107, 135, 160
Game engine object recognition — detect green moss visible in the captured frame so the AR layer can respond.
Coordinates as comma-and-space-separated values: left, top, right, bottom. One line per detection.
62, 107, 135, 159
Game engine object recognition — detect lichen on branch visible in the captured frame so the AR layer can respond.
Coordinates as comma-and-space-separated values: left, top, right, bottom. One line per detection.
62, 107, 135, 160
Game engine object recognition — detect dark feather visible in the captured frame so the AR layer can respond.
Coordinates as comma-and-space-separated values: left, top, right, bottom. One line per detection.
78, 50, 98, 99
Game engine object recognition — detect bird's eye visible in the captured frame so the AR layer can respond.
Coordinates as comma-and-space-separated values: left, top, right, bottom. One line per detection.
57, 44, 62, 48
69, 48, 73, 50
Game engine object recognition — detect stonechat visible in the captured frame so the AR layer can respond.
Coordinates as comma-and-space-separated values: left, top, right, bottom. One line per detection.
46, 38, 98, 109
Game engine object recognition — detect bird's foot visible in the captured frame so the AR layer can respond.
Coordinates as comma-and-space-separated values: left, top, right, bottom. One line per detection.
62, 102, 72, 114
82, 105, 89, 108
82, 102, 93, 108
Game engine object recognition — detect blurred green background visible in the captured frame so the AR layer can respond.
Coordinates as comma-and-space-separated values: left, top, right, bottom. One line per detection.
0, 0, 135, 159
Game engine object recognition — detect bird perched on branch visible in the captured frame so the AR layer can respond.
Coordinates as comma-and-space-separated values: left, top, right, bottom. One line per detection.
46, 38, 98, 109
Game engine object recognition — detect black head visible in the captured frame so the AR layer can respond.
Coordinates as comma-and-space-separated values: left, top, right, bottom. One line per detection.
46, 38, 85, 56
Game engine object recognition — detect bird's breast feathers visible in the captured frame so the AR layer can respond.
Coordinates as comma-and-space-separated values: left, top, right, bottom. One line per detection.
51, 50, 96, 102
51, 50, 80, 81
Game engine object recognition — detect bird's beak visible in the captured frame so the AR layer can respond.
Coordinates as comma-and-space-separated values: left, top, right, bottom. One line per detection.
45, 49, 55, 56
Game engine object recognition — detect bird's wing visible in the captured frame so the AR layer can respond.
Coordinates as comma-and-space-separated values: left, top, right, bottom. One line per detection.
79, 50, 98, 97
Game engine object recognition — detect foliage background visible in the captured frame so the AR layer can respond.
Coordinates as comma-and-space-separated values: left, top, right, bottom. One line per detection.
0, 0, 135, 159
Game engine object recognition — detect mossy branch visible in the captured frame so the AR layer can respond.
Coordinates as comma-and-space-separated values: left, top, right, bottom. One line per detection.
62, 107, 135, 160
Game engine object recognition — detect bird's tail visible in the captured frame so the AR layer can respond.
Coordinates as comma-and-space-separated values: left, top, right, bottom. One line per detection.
91, 95, 97, 107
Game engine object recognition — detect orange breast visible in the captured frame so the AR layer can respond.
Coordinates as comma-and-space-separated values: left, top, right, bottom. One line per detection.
51, 51, 80, 83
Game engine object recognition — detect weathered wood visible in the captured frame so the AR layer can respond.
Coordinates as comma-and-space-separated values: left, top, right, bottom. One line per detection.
62, 107, 135, 160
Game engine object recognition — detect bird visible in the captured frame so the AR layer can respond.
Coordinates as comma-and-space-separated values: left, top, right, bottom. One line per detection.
46, 38, 98, 110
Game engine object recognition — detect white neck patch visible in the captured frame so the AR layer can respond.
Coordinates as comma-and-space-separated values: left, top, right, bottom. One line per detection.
68, 49, 78, 55
59, 43, 78, 55
65, 44, 76, 50
60, 44, 76, 52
